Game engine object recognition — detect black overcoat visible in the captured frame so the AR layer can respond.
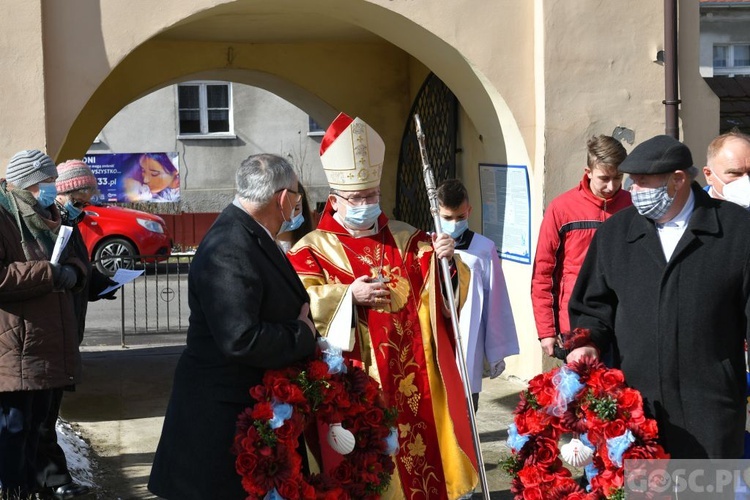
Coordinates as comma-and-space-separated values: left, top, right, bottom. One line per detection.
569, 184, 750, 459
148, 204, 317, 499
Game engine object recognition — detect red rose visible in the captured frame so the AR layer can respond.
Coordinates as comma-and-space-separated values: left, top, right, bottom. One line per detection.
531, 437, 559, 466
250, 401, 274, 421
363, 408, 384, 427
528, 371, 557, 407
240, 475, 266, 497
516, 408, 552, 436
592, 467, 624, 494
636, 418, 660, 441
604, 419, 628, 439
522, 486, 544, 500
274, 416, 302, 442
249, 384, 267, 401
518, 464, 547, 488
617, 388, 642, 412
589, 368, 625, 394
269, 378, 306, 404
332, 460, 355, 484
235, 452, 255, 475
308, 360, 331, 381
277, 478, 303, 500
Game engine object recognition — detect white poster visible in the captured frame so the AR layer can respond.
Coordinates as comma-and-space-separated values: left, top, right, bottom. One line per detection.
479, 164, 531, 264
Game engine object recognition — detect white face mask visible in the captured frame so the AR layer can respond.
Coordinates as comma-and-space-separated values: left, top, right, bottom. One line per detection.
711, 170, 750, 208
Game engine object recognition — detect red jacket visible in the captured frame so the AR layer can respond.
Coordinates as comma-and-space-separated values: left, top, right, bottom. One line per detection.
531, 174, 631, 339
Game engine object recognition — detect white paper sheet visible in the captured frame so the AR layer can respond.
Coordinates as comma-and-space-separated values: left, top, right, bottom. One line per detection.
50, 226, 73, 265
98, 268, 145, 296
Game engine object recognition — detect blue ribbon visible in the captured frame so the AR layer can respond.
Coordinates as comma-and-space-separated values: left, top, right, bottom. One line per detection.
263, 487, 284, 500
547, 366, 584, 417
322, 347, 347, 374
383, 427, 398, 455
506, 423, 530, 452
607, 429, 635, 467
584, 463, 599, 492
269, 401, 293, 430
580, 432, 595, 450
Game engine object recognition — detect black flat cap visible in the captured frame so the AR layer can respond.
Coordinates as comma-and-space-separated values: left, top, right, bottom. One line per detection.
618, 135, 693, 175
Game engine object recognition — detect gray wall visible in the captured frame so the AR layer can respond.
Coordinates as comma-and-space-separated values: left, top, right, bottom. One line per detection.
88, 82, 328, 213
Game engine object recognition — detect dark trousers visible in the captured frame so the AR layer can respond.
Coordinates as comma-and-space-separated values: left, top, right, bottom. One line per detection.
34, 388, 71, 489
0, 389, 53, 497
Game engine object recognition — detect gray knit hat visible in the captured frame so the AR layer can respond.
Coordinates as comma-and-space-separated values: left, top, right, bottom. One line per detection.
6, 149, 58, 189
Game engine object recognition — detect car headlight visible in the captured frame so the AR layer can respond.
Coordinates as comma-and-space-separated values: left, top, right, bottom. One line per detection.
137, 218, 165, 234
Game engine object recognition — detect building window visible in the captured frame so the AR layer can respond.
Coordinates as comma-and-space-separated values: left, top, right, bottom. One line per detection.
308, 117, 325, 137
713, 44, 750, 75
178, 82, 234, 138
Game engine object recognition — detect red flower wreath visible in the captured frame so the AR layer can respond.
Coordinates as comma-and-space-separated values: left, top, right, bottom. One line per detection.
233, 340, 397, 500
501, 330, 670, 500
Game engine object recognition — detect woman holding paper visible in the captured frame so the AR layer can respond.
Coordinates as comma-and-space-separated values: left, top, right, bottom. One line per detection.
0, 150, 88, 499
27, 160, 120, 500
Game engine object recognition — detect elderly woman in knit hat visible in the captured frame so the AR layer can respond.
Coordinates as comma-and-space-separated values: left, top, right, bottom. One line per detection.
0, 150, 88, 499
31, 160, 118, 500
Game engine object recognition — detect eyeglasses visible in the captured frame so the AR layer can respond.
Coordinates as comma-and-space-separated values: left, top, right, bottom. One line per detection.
332, 192, 381, 206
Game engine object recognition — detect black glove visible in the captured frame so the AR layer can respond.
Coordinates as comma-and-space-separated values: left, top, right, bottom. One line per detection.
51, 263, 77, 290
100, 278, 119, 300
553, 344, 569, 361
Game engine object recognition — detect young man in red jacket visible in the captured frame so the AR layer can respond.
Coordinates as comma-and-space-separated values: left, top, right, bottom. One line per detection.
531, 135, 630, 357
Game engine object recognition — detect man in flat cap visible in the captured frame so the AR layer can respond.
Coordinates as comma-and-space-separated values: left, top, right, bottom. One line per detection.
566, 135, 750, 459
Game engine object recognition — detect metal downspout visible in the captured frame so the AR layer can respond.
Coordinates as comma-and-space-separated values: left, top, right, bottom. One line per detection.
664, 0, 680, 139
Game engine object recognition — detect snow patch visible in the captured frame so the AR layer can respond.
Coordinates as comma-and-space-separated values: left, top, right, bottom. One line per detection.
56, 418, 96, 488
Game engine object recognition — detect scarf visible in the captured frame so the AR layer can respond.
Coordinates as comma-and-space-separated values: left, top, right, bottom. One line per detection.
0, 181, 61, 260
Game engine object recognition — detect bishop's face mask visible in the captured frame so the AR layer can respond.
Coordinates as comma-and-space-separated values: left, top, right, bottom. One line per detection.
343, 203, 381, 229
629, 178, 675, 220
711, 170, 750, 208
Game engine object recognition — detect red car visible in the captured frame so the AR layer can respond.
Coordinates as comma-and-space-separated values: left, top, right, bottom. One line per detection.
78, 204, 172, 276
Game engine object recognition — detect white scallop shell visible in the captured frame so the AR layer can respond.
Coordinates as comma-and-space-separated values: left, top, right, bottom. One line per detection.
560, 438, 594, 467
327, 423, 356, 455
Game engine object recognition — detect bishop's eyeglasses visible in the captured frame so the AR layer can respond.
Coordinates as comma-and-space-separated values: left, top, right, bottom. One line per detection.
331, 191, 381, 206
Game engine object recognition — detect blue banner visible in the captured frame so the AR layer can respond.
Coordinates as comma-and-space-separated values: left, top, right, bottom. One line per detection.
82, 152, 180, 203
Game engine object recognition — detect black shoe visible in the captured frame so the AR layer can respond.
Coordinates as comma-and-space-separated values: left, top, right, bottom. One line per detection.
50, 483, 91, 500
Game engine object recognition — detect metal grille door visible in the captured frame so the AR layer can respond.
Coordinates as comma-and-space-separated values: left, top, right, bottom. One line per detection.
395, 73, 458, 231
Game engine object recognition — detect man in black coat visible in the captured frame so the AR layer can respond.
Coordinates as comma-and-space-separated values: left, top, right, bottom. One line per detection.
567, 135, 750, 459
148, 154, 317, 499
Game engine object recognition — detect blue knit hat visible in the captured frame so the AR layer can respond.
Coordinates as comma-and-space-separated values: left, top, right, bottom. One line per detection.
6, 149, 58, 189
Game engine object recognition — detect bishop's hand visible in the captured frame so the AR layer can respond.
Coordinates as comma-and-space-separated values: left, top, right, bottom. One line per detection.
350, 275, 391, 308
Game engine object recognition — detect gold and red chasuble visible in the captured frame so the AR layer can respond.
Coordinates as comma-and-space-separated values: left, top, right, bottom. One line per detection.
289, 208, 478, 500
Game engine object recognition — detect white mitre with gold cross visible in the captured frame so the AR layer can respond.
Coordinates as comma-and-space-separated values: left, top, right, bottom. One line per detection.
319, 112, 385, 191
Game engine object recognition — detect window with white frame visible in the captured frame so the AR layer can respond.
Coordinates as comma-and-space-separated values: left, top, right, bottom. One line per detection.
177, 82, 234, 137
713, 44, 750, 74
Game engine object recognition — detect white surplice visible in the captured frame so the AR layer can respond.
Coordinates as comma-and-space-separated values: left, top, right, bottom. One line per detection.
455, 232, 519, 393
